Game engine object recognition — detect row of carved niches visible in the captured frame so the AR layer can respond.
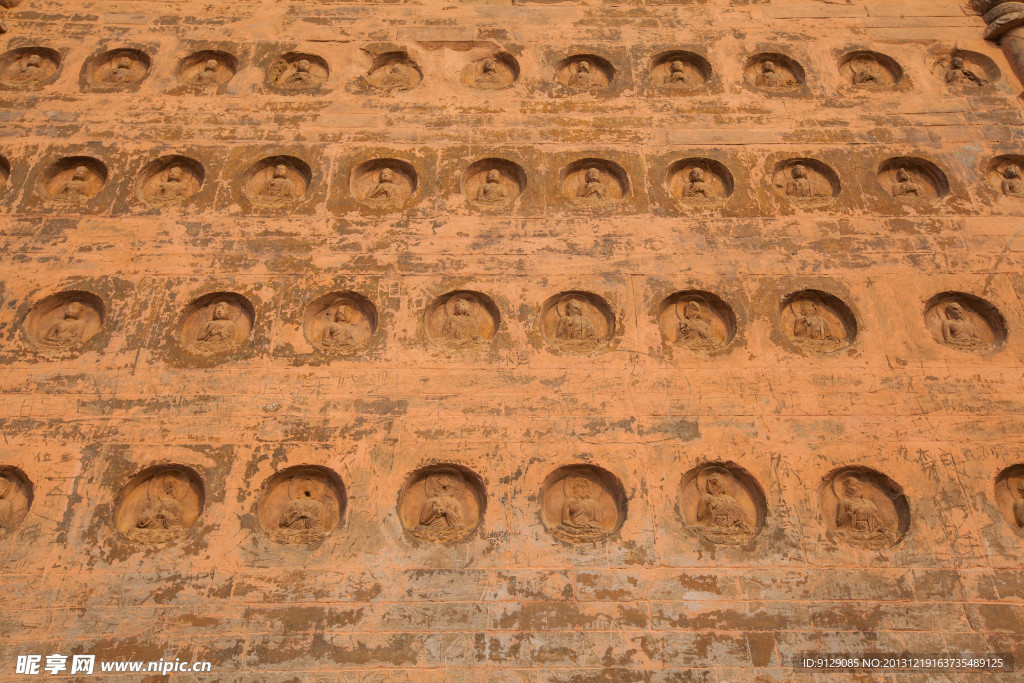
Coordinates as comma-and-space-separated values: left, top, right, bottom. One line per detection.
14, 152, 1024, 212
0, 45, 1006, 95
19, 289, 1010, 359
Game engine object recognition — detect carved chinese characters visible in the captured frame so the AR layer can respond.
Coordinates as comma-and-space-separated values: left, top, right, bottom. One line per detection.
367, 53, 422, 92
679, 464, 765, 545
995, 465, 1024, 535
86, 49, 149, 89
137, 156, 203, 207
840, 51, 902, 89
424, 290, 499, 350
462, 55, 519, 90
878, 158, 948, 202
178, 51, 236, 90
667, 159, 733, 204
820, 468, 908, 549
351, 159, 417, 210
773, 159, 840, 205
0, 468, 31, 540
461, 159, 526, 209
0, 47, 60, 88
257, 466, 345, 545
557, 55, 613, 92
780, 290, 855, 354
115, 466, 204, 545
924, 292, 1005, 354
268, 53, 328, 91
23, 291, 104, 351
651, 51, 711, 92
659, 291, 736, 353
540, 292, 615, 354
302, 292, 377, 354
242, 156, 311, 208
560, 159, 628, 206
746, 53, 804, 91
40, 157, 107, 206
541, 465, 625, 543
399, 466, 484, 543
179, 293, 254, 357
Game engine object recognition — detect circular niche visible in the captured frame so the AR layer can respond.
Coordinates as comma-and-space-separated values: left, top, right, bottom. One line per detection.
540, 464, 626, 544
0, 466, 33, 541
994, 464, 1024, 536
779, 289, 856, 354
666, 158, 734, 203
560, 158, 629, 206
877, 157, 949, 201
772, 158, 840, 205
987, 155, 1024, 199
267, 52, 329, 91
0, 47, 60, 88
178, 292, 255, 357
658, 290, 736, 354
839, 51, 902, 90
540, 291, 615, 355
39, 156, 108, 205
819, 466, 909, 550
257, 465, 346, 545
0, 155, 12, 192
22, 290, 105, 351
398, 464, 485, 543
745, 52, 804, 91
461, 53, 520, 90
350, 158, 418, 210
242, 155, 311, 208
556, 54, 615, 91
302, 291, 378, 354
651, 51, 712, 92
85, 48, 151, 89
366, 52, 422, 92
114, 465, 205, 545
935, 50, 1000, 89
136, 155, 204, 207
461, 158, 526, 209
424, 290, 499, 351
678, 462, 766, 545
923, 291, 1006, 354
177, 50, 237, 89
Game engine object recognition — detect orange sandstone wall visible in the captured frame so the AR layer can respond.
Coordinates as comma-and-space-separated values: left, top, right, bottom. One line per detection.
0, 0, 1023, 680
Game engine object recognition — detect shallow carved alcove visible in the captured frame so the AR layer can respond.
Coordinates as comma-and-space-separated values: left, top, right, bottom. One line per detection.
461, 54, 519, 90
136, 155, 204, 207
923, 291, 1006, 354
560, 159, 629, 206
556, 54, 614, 92
461, 158, 526, 209
772, 158, 840, 205
114, 465, 205, 545
658, 290, 736, 354
651, 51, 711, 92
0, 155, 11, 192
302, 291, 377, 354
839, 51, 902, 89
994, 465, 1024, 536
424, 290, 499, 351
257, 466, 346, 545
541, 464, 626, 544
666, 158, 733, 204
779, 289, 856, 354
84, 48, 150, 89
678, 462, 766, 545
877, 157, 949, 201
0, 47, 60, 88
178, 292, 254, 357
745, 53, 804, 91
935, 50, 1000, 89
267, 52, 329, 91
39, 156, 107, 206
366, 52, 422, 92
987, 154, 1024, 198
819, 466, 909, 550
350, 158, 417, 210
398, 465, 485, 543
22, 290, 105, 351
177, 50, 237, 90
242, 156, 311, 208
0, 466, 33, 541
540, 291, 614, 355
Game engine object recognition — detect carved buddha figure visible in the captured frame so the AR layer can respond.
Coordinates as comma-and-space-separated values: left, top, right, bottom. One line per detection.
285, 59, 316, 87
665, 60, 692, 86
417, 474, 465, 532
0, 474, 14, 539
696, 469, 751, 541
442, 296, 479, 342
476, 58, 502, 87
321, 304, 361, 347
476, 168, 507, 203
195, 302, 236, 347
136, 474, 185, 534
44, 301, 87, 346
559, 476, 603, 533
110, 56, 134, 84
195, 58, 221, 86
834, 475, 893, 547
577, 167, 608, 201
851, 56, 881, 86
380, 63, 412, 89
786, 164, 813, 198
793, 300, 836, 342
1012, 478, 1024, 528
756, 60, 782, 88
556, 298, 597, 342
684, 167, 716, 200
16, 54, 45, 84
676, 300, 718, 349
569, 60, 599, 89
260, 164, 295, 202
156, 166, 190, 203
1001, 164, 1024, 197
59, 166, 93, 201
945, 55, 986, 87
892, 167, 923, 198
279, 476, 325, 533
940, 302, 984, 350
368, 167, 402, 204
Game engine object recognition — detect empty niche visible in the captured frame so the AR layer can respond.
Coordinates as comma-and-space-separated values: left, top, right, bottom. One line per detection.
136, 155, 204, 207
745, 53, 804, 91
839, 51, 902, 89
398, 465, 485, 543
987, 155, 1024, 199
177, 50, 237, 90
424, 290, 499, 351
366, 52, 422, 92
541, 464, 626, 544
658, 290, 736, 354
267, 52, 329, 91
302, 291, 377, 354
22, 290, 105, 351
39, 156, 108, 206
114, 465, 205, 545
556, 54, 614, 92
350, 158, 417, 210
923, 291, 1006, 354
994, 465, 1024, 536
178, 292, 254, 357
877, 157, 948, 202
461, 54, 519, 90
0, 47, 60, 88
461, 158, 526, 209
936, 50, 999, 89
678, 462, 766, 545
772, 158, 840, 205
651, 51, 711, 92
560, 158, 629, 206
540, 291, 615, 355
242, 156, 311, 209
666, 158, 733, 203
257, 465, 346, 545
0, 466, 33, 541
779, 289, 856, 354
85, 48, 150, 89
819, 466, 909, 550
